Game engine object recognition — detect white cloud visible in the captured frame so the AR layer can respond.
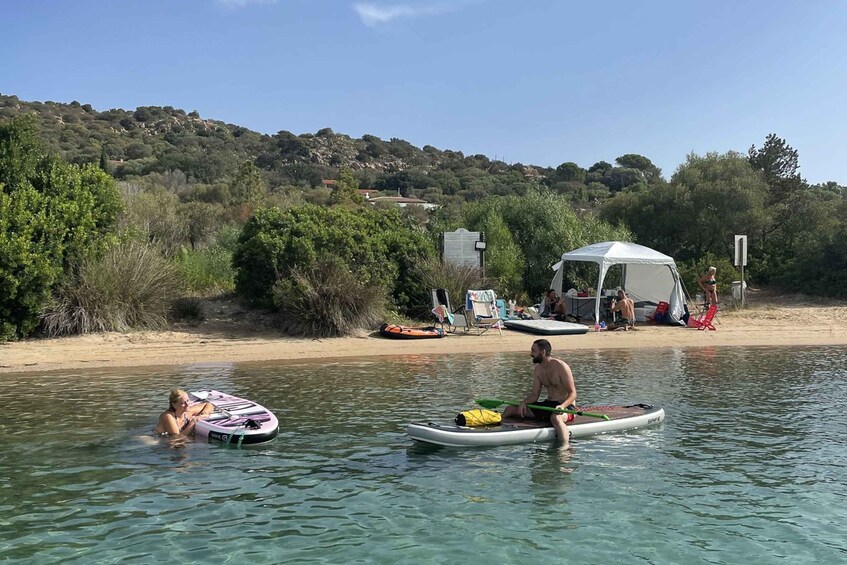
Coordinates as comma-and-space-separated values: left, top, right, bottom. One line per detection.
353, 2, 458, 26
216, 0, 276, 8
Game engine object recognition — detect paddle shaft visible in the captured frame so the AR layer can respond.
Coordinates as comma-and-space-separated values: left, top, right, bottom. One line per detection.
478, 398, 609, 420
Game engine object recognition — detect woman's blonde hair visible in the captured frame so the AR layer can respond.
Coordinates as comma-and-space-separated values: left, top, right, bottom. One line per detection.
169, 388, 188, 409
708, 266, 716, 273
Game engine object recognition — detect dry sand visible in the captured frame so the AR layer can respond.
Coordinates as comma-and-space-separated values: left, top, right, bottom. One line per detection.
2, 291, 846, 374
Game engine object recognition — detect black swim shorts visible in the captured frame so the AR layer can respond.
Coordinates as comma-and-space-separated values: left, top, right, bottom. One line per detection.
528, 400, 576, 423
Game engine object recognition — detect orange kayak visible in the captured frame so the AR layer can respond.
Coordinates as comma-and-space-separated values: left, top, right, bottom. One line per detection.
379, 323, 445, 339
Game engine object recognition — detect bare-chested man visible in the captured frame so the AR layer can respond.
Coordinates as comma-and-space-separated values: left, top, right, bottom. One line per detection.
609, 289, 635, 330
502, 339, 577, 443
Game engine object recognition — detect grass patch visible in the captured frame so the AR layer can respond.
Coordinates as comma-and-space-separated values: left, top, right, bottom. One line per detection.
414, 256, 490, 313
41, 241, 184, 335
175, 246, 236, 295
272, 256, 386, 337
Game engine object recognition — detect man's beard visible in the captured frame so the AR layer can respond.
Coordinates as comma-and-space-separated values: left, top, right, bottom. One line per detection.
532, 354, 543, 364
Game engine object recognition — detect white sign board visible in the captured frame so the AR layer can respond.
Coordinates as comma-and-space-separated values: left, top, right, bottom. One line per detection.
443, 228, 482, 268
734, 235, 747, 267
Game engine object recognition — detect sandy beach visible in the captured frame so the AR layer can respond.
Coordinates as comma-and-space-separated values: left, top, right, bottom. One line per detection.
2, 292, 846, 374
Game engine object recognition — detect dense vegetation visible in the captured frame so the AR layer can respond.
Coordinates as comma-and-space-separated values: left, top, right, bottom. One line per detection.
1, 94, 845, 341
0, 94, 665, 207
0, 115, 121, 339
233, 204, 433, 312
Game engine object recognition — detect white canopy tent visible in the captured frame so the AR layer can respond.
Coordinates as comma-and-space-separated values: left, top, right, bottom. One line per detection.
550, 241, 686, 325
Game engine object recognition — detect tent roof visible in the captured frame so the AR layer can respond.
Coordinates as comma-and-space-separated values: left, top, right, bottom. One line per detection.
559, 241, 675, 266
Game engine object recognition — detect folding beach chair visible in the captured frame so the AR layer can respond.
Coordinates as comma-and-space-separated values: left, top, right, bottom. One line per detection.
465, 299, 503, 336
688, 304, 718, 331
431, 288, 466, 332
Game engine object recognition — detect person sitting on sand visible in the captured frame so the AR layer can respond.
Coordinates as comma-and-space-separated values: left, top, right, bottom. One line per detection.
541, 289, 559, 318
552, 296, 568, 321
502, 339, 577, 444
154, 389, 215, 437
609, 289, 636, 330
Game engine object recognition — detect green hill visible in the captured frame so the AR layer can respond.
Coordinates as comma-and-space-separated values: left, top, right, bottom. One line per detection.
0, 94, 655, 205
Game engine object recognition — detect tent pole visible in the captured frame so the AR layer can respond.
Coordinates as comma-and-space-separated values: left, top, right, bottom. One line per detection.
595, 264, 608, 323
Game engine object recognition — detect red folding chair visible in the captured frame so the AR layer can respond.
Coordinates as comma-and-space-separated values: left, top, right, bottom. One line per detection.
688, 304, 718, 331
648, 301, 669, 323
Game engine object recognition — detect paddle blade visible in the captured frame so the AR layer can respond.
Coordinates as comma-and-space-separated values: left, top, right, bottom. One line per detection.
475, 399, 507, 410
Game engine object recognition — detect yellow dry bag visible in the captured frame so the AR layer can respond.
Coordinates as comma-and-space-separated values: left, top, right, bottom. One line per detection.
455, 408, 502, 427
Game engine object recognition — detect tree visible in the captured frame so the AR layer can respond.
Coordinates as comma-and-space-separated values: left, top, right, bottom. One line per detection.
431, 189, 631, 298
182, 201, 224, 250
748, 134, 807, 229
601, 151, 769, 262
329, 167, 363, 205
588, 161, 613, 174
600, 167, 644, 193
99, 145, 109, 172
230, 160, 266, 204
615, 154, 662, 182
274, 130, 310, 160
552, 162, 586, 183
0, 115, 122, 339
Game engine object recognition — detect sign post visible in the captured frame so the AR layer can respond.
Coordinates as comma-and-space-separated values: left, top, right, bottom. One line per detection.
474, 235, 487, 278
734, 235, 748, 307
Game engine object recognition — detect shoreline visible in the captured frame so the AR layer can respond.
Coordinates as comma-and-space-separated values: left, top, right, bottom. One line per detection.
2, 301, 846, 374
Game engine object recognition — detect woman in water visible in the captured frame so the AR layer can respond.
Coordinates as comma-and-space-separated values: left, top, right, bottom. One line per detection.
698, 266, 718, 306
155, 389, 215, 437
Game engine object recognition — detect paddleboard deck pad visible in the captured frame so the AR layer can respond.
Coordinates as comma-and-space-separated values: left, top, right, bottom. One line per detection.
407, 404, 664, 447
190, 390, 279, 445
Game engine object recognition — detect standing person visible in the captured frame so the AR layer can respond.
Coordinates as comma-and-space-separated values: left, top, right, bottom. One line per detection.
698, 267, 718, 306
609, 289, 636, 330
502, 339, 577, 444
154, 389, 215, 437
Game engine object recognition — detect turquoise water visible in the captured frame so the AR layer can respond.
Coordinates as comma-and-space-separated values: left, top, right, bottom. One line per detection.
1, 345, 846, 563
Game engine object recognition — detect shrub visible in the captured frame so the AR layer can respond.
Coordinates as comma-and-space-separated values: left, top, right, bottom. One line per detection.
430, 189, 630, 298
272, 256, 386, 337
414, 256, 489, 317
175, 246, 235, 295
170, 297, 205, 322
677, 254, 737, 300
233, 204, 434, 311
41, 241, 184, 335
0, 116, 122, 340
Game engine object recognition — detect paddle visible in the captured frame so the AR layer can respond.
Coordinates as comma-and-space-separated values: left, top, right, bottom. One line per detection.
476, 398, 610, 420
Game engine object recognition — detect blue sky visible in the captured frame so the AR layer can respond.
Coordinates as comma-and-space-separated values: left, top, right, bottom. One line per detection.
2, 0, 845, 184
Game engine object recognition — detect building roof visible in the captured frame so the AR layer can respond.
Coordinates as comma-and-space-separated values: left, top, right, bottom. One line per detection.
369, 196, 427, 204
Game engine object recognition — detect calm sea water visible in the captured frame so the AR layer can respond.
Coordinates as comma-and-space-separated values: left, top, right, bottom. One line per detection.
1, 345, 845, 564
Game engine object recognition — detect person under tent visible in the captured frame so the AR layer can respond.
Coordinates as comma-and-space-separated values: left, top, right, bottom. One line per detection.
608, 289, 636, 331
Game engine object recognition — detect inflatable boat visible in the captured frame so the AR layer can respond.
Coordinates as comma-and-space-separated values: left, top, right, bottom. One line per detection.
407, 404, 664, 447
190, 390, 279, 445
379, 323, 445, 339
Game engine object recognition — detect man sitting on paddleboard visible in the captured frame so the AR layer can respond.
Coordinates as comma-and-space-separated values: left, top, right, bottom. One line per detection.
155, 389, 215, 437
502, 339, 577, 444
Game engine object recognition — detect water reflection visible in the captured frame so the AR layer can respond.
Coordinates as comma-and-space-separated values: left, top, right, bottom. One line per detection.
1, 346, 846, 562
